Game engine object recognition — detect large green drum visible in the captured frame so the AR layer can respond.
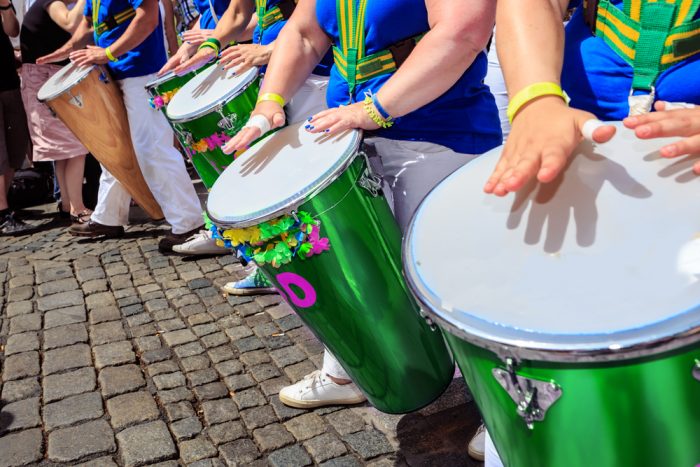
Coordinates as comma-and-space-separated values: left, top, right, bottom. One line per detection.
207, 123, 454, 414
403, 122, 700, 467
166, 66, 260, 189
145, 69, 205, 114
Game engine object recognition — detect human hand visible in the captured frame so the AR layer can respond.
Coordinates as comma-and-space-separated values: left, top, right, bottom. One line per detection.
623, 101, 700, 173
483, 97, 616, 196
222, 101, 286, 154
180, 28, 214, 46
304, 102, 380, 136
173, 46, 217, 76
37, 44, 72, 64
69, 45, 109, 66
159, 42, 197, 75
219, 44, 272, 73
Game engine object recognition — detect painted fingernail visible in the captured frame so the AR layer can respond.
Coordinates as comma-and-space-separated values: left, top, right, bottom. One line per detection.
307, 117, 313, 122
304, 125, 311, 129
662, 145, 677, 157
324, 129, 330, 133
309, 126, 315, 130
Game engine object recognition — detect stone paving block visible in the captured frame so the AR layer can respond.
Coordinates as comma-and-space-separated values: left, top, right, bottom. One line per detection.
89, 306, 121, 324
179, 303, 206, 318
0, 428, 43, 467
224, 374, 256, 392
48, 419, 116, 463
121, 303, 144, 316
6, 301, 32, 318
253, 423, 294, 452
224, 326, 253, 341
74, 456, 118, 467
252, 322, 277, 338
76, 267, 105, 283
170, 416, 203, 441
118, 296, 140, 308
192, 323, 218, 337
93, 341, 135, 369
219, 439, 260, 465
239, 350, 270, 367
193, 382, 228, 401
43, 392, 104, 431
262, 334, 293, 350
163, 401, 195, 422
134, 335, 161, 353
234, 388, 266, 410
157, 387, 195, 404
4, 332, 39, 355
90, 321, 127, 345
86, 292, 117, 311
201, 332, 229, 349
256, 294, 282, 308
141, 347, 172, 364
186, 368, 218, 387
304, 433, 349, 463
156, 318, 184, 332
205, 420, 246, 446
187, 278, 212, 289
43, 367, 96, 403
320, 455, 363, 467
277, 314, 304, 332
210, 305, 237, 322
260, 377, 291, 397
187, 313, 214, 326
284, 413, 327, 441
2, 351, 40, 382
116, 420, 177, 467
249, 363, 281, 383
8, 274, 33, 288
325, 410, 366, 436
38, 290, 84, 312
0, 377, 40, 403
214, 360, 243, 378
8, 285, 34, 302
174, 341, 205, 359
9, 313, 41, 334
106, 391, 160, 431
236, 302, 262, 318
270, 345, 308, 368
125, 313, 153, 328
240, 405, 278, 430
0, 397, 40, 433
147, 360, 180, 377
268, 445, 312, 467
201, 398, 239, 425
82, 279, 109, 295
44, 305, 87, 329
162, 329, 197, 347
207, 346, 235, 364
152, 371, 186, 390
342, 430, 393, 460
43, 343, 92, 375
179, 436, 217, 463
37, 278, 79, 297
43, 323, 88, 350
98, 364, 146, 397
145, 298, 169, 313
284, 361, 317, 383
233, 336, 264, 353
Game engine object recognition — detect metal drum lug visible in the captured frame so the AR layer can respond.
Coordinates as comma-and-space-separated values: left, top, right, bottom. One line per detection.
99, 71, 110, 84
217, 108, 239, 134
356, 151, 382, 197
418, 308, 437, 331
693, 359, 700, 382
493, 358, 562, 430
67, 90, 83, 108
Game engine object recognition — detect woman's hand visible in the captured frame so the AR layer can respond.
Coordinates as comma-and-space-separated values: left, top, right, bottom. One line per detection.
219, 44, 273, 73
222, 101, 286, 154
173, 46, 217, 76
624, 101, 700, 173
304, 102, 380, 136
37, 43, 73, 64
180, 28, 215, 46
483, 97, 616, 196
158, 42, 197, 75
69, 46, 109, 66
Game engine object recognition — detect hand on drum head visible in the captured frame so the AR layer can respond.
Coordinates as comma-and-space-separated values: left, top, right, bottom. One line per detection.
69, 46, 109, 67
180, 29, 214, 46
623, 101, 700, 174
483, 97, 616, 197
219, 44, 273, 73
37, 45, 72, 65
222, 101, 286, 154
160, 42, 197, 76
306, 103, 380, 136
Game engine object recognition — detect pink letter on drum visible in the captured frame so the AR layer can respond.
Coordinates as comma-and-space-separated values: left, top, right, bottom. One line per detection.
276, 272, 317, 308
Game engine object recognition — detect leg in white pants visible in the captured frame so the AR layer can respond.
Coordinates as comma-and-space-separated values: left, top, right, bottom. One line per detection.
285, 74, 329, 124
485, 430, 505, 467
92, 74, 203, 234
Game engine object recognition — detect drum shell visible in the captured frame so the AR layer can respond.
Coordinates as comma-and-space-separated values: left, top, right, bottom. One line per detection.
447, 333, 700, 467
42, 66, 164, 219
146, 71, 197, 114
257, 156, 455, 414
169, 76, 260, 189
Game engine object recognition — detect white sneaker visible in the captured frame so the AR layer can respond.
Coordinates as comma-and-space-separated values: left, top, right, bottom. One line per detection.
221, 268, 277, 296
467, 423, 486, 461
172, 231, 229, 256
279, 370, 367, 408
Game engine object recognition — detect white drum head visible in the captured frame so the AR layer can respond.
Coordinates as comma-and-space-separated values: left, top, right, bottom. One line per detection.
166, 66, 258, 122
405, 122, 700, 360
37, 62, 95, 102
145, 71, 177, 90
207, 122, 361, 228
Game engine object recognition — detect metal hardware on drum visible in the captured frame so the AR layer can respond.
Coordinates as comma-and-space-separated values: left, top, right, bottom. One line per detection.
418, 308, 437, 332
99, 71, 109, 83
694, 359, 700, 382
356, 151, 382, 197
493, 358, 562, 430
216, 108, 239, 133
67, 90, 83, 108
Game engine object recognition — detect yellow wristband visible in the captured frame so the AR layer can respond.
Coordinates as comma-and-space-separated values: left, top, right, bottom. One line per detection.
105, 47, 118, 62
506, 82, 570, 124
257, 93, 286, 107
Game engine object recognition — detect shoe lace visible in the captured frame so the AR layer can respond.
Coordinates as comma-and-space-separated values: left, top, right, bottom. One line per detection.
301, 370, 324, 390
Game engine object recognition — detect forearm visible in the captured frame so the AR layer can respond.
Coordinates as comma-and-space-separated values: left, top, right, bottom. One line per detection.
211, 0, 254, 45
1, 7, 19, 37
66, 0, 87, 31
496, 0, 568, 96
67, 18, 94, 49
108, 8, 158, 57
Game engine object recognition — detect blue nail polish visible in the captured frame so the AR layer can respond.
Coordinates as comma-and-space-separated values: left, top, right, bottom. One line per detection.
324, 129, 330, 133
304, 125, 311, 129
309, 126, 315, 130
307, 117, 312, 122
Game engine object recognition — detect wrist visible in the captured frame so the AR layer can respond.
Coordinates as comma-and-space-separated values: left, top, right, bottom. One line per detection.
105, 46, 118, 62
257, 92, 285, 107
507, 82, 569, 124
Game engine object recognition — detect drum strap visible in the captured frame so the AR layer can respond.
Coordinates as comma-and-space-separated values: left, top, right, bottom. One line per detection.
333, 0, 424, 96
255, 0, 297, 31
93, 4, 136, 36
584, 0, 700, 93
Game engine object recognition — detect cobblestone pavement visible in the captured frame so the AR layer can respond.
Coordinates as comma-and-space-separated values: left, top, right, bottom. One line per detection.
0, 205, 483, 467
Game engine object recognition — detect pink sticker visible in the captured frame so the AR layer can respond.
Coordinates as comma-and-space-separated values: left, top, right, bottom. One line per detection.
276, 272, 317, 309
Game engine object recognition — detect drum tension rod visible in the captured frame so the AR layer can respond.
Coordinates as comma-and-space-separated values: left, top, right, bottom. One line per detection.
492, 357, 563, 430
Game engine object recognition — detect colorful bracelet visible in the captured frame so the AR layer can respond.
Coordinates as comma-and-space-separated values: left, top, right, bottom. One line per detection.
198, 38, 221, 54
363, 96, 393, 128
105, 47, 118, 62
257, 93, 286, 107
506, 82, 570, 124
371, 93, 392, 120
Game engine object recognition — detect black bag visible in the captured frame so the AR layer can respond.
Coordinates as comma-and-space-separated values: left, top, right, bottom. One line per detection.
7, 166, 55, 210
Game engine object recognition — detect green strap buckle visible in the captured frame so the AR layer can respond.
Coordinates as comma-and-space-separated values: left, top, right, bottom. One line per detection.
631, 2, 677, 91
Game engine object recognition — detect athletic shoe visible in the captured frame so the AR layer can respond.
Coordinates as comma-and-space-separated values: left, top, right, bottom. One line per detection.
69, 220, 124, 238
278, 370, 367, 408
0, 213, 36, 236
467, 423, 486, 461
158, 225, 205, 253
221, 268, 277, 296
172, 230, 229, 255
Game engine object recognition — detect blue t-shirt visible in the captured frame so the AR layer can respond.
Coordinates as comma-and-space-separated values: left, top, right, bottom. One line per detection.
562, 0, 700, 119
85, 0, 167, 79
253, 0, 332, 76
316, 0, 501, 154
195, 0, 229, 29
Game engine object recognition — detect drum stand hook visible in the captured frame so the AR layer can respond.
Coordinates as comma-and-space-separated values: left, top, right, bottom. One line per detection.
492, 358, 562, 430
356, 151, 382, 197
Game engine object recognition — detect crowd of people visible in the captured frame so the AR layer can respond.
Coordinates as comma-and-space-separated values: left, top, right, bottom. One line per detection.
1, 0, 699, 464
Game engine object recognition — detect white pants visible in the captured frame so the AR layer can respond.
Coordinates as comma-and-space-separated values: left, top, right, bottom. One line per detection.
322, 138, 479, 380
91, 74, 203, 234
484, 30, 510, 141
485, 430, 505, 467
286, 74, 329, 124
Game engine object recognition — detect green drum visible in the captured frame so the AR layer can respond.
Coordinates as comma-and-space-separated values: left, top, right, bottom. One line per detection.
166, 66, 260, 189
145, 69, 205, 114
404, 122, 700, 467
207, 122, 454, 414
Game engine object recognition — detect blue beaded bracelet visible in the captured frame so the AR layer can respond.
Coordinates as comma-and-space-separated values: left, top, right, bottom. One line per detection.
371, 93, 392, 121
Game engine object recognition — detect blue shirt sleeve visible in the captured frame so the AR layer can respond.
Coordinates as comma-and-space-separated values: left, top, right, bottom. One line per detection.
83, 0, 91, 17
129, 0, 145, 11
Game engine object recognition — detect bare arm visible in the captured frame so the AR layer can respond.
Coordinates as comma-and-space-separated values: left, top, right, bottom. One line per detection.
36, 15, 93, 63
0, 0, 19, 37
47, 0, 87, 33
160, 0, 179, 54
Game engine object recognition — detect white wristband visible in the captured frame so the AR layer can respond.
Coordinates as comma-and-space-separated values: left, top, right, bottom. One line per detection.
582, 119, 606, 142
663, 101, 696, 111
244, 114, 271, 135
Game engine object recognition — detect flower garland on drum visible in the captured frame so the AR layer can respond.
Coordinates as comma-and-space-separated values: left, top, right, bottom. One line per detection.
209, 211, 331, 268
149, 89, 179, 111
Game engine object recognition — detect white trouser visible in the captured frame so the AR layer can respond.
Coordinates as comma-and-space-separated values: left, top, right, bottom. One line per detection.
484, 30, 510, 141
91, 74, 203, 234
285, 74, 329, 124
322, 138, 479, 380
485, 430, 505, 467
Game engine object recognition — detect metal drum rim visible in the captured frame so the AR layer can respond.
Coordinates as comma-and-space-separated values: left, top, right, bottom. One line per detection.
165, 67, 259, 123
207, 127, 363, 229
37, 64, 98, 102
402, 170, 700, 364
144, 71, 179, 90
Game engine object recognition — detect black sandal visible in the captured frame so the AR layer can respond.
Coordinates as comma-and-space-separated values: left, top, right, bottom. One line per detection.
70, 210, 93, 224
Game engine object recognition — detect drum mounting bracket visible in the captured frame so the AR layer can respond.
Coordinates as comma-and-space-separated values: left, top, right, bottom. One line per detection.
356, 151, 382, 197
693, 359, 700, 382
493, 358, 562, 430
67, 90, 83, 108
